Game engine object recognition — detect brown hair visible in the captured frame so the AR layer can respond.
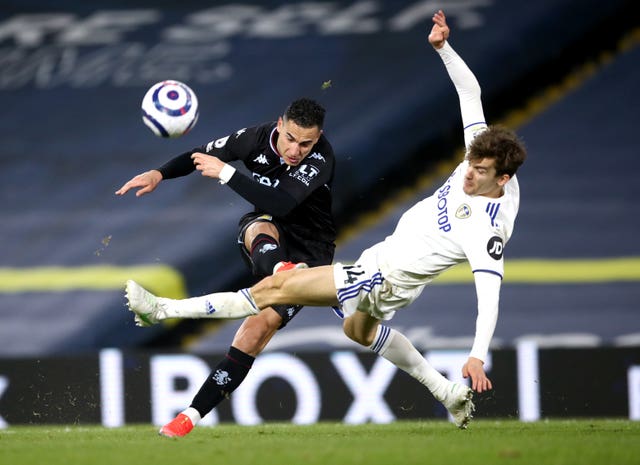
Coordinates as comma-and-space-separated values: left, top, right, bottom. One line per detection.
468, 125, 527, 176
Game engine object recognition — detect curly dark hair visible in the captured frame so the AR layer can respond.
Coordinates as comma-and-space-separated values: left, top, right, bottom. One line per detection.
284, 98, 326, 129
468, 125, 527, 176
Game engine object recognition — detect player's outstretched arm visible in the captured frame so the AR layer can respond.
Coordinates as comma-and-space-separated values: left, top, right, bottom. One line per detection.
465, 272, 501, 392
429, 10, 486, 149
115, 169, 163, 197
428, 9, 449, 49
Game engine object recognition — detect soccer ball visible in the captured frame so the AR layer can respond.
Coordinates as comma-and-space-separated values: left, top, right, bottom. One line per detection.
141, 80, 199, 138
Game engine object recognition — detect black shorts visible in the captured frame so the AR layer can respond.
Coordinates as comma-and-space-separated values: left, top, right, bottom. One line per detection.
237, 211, 335, 328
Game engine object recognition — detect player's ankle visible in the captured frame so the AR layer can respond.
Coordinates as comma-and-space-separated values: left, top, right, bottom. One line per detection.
182, 407, 202, 426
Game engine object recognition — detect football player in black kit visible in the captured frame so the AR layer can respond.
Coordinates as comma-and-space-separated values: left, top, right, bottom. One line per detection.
116, 98, 336, 437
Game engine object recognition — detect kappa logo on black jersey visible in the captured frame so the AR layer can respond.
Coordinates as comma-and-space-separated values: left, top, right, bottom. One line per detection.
290, 164, 320, 186
253, 154, 269, 165
486, 236, 504, 260
308, 152, 326, 162
235, 128, 247, 138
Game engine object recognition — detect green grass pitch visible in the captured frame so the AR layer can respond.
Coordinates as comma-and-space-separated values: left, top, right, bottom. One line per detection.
1, 420, 638, 465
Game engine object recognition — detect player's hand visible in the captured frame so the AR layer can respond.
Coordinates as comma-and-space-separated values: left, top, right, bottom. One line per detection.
115, 170, 162, 197
191, 152, 226, 179
462, 356, 493, 393
428, 9, 450, 49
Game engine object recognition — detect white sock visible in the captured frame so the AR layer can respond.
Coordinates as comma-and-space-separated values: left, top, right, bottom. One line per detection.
181, 407, 201, 426
369, 325, 449, 401
157, 289, 259, 320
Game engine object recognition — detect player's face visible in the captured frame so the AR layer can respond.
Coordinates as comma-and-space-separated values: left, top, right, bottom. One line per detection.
463, 158, 510, 198
276, 117, 321, 166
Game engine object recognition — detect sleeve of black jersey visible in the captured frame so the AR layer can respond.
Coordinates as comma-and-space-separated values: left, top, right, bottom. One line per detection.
209, 126, 262, 163
156, 126, 259, 179
156, 150, 197, 179
226, 172, 298, 216
226, 150, 334, 216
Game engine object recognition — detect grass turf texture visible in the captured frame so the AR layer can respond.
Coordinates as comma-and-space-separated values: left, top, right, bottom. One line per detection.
1, 420, 638, 465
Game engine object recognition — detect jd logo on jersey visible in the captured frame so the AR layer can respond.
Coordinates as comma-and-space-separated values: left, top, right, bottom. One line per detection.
486, 236, 504, 260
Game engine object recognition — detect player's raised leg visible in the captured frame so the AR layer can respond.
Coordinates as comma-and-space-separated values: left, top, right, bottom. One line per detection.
125, 280, 259, 326
344, 311, 474, 429
126, 265, 337, 328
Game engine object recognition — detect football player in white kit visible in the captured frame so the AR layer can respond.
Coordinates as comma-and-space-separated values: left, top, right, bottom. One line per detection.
126, 10, 527, 429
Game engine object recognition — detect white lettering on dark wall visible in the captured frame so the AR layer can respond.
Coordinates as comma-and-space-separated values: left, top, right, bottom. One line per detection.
233, 353, 321, 425
629, 366, 640, 420
0, 42, 232, 89
88, 349, 484, 428
99, 349, 124, 428
150, 354, 219, 426
331, 352, 396, 424
0, 1, 491, 89
517, 340, 540, 422
0, 376, 8, 428
1, 345, 638, 429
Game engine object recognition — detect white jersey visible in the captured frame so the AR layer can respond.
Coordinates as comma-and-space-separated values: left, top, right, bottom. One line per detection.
377, 39, 520, 289
378, 162, 519, 289
332, 41, 520, 362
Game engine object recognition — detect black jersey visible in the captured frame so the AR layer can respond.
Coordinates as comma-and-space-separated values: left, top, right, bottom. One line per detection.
158, 121, 336, 245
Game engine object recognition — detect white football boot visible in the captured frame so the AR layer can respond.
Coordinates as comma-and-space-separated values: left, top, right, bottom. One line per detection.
125, 279, 166, 327
441, 382, 475, 429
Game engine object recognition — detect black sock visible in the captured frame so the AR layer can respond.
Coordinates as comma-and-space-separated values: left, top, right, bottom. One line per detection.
190, 346, 255, 418
250, 233, 286, 277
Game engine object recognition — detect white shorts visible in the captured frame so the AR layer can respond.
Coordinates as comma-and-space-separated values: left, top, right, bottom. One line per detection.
333, 244, 423, 320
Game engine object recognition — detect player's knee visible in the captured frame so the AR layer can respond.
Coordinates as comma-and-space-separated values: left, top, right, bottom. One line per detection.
247, 231, 285, 278
253, 311, 282, 332
262, 272, 291, 295
342, 317, 373, 346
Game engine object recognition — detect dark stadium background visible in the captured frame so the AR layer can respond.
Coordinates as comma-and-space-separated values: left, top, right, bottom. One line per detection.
0, 0, 638, 424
